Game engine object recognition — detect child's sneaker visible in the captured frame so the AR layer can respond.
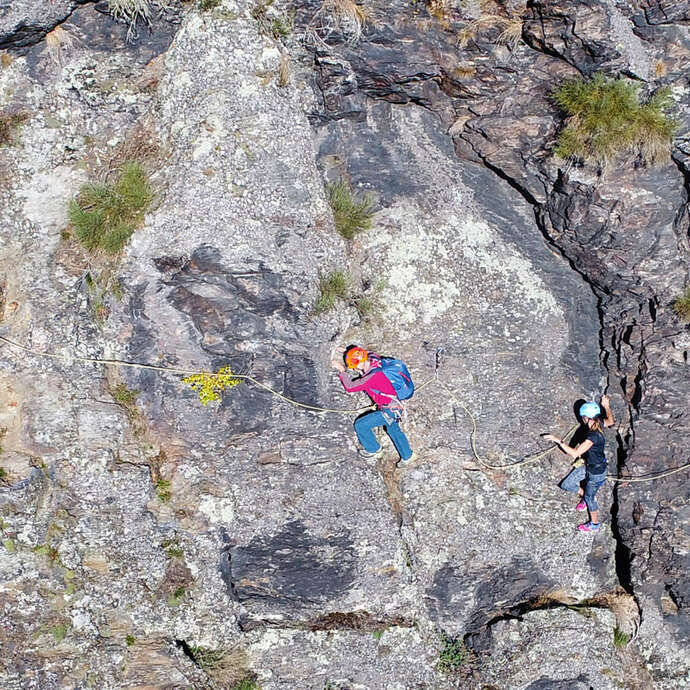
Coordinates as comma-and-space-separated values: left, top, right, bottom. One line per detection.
576, 500, 587, 512
358, 447, 383, 459
577, 521, 600, 533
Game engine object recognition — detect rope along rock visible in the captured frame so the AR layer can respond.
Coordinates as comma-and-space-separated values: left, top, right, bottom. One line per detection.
1, 335, 687, 483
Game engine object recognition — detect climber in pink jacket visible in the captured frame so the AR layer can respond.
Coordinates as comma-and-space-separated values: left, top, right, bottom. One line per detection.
332, 345, 413, 466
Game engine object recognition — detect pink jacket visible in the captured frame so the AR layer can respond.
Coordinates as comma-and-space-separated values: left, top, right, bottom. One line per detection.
338, 362, 398, 409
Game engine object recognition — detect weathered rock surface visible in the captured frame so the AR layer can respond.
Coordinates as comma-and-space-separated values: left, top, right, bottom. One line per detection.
0, 0, 688, 688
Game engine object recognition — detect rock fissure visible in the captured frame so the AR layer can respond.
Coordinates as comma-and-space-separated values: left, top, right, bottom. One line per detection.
0, 1, 92, 52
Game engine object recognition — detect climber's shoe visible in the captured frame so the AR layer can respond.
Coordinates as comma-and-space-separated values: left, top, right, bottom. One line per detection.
396, 452, 417, 469
358, 447, 383, 459
577, 521, 600, 533
576, 500, 587, 512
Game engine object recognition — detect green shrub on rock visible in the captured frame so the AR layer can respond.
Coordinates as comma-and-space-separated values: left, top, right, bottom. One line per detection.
437, 631, 471, 673
68, 162, 153, 255
553, 74, 676, 165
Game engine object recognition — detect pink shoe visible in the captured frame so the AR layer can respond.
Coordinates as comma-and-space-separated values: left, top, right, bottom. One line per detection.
576, 500, 587, 512
577, 522, 600, 533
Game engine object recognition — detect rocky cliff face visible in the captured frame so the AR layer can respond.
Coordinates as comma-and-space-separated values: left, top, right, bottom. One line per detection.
0, 1, 688, 688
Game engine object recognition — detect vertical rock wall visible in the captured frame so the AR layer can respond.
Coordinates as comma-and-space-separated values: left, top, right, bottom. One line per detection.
0, 0, 688, 688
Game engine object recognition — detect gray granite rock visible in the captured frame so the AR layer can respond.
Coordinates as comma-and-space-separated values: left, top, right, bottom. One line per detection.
0, 0, 688, 687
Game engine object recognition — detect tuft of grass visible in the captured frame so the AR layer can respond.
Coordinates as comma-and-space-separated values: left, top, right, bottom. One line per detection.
251, 1, 293, 40
354, 278, 385, 320
51, 623, 69, 643
108, 378, 146, 431
326, 179, 375, 239
354, 295, 377, 318
231, 679, 260, 690
673, 287, 690, 322
372, 628, 384, 640
0, 467, 6, 481
0, 110, 29, 147
34, 542, 61, 563
270, 14, 293, 39
613, 626, 630, 648
161, 536, 184, 559
199, 0, 221, 9
437, 631, 471, 673
126, 634, 136, 646
553, 74, 677, 166
185, 645, 258, 687
112, 383, 139, 407
156, 478, 172, 503
168, 585, 187, 606
68, 162, 153, 255
188, 646, 227, 670
314, 270, 350, 314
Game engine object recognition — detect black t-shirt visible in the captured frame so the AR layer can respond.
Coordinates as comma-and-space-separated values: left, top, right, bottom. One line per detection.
585, 430, 607, 474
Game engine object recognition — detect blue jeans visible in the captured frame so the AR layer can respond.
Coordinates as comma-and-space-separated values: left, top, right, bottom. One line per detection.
560, 466, 607, 512
354, 409, 412, 461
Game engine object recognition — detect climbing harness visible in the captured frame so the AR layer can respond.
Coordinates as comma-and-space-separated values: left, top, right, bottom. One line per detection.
1, 335, 687, 483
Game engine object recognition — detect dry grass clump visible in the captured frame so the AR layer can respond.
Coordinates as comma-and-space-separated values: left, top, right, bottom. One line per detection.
458, 13, 523, 48
0, 110, 28, 147
427, 0, 454, 29
308, 0, 370, 48
654, 60, 667, 78
107, 0, 170, 41
45, 25, 77, 64
186, 645, 258, 688
453, 63, 476, 79
553, 74, 677, 166
108, 123, 161, 172
455, 0, 526, 48
278, 53, 290, 87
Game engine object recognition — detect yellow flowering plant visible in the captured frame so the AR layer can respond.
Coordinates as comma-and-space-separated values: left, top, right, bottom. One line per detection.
182, 366, 242, 405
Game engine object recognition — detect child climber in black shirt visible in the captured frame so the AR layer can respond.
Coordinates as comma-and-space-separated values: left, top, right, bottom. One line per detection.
544, 395, 614, 533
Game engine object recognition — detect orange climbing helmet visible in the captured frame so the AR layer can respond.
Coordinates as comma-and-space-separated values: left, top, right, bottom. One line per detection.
345, 346, 368, 369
